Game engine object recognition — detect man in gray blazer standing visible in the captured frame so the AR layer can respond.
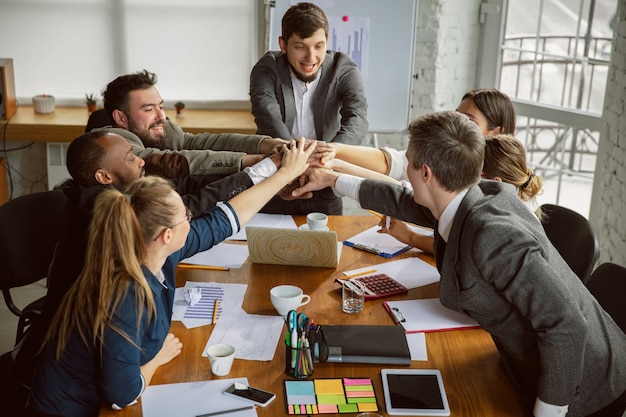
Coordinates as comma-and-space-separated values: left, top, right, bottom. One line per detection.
250, 2, 368, 215
292, 111, 626, 417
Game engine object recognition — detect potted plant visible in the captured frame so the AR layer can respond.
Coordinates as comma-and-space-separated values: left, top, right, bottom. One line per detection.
85, 93, 98, 113
174, 101, 185, 117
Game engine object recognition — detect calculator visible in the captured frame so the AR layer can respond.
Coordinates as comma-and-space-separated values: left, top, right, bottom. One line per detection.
338, 273, 409, 300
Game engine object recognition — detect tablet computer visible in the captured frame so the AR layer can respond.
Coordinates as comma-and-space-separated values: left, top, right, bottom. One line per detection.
381, 369, 450, 416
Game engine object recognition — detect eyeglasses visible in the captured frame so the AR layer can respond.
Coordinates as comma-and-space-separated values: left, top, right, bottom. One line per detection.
153, 206, 192, 241
170, 206, 192, 228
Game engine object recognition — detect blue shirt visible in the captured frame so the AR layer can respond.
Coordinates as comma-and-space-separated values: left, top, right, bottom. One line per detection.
31, 202, 239, 416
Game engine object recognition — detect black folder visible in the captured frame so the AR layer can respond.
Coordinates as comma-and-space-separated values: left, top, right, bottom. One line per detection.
319, 325, 411, 365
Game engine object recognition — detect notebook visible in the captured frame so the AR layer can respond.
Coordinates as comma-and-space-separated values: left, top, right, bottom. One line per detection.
246, 226, 342, 268
319, 324, 411, 365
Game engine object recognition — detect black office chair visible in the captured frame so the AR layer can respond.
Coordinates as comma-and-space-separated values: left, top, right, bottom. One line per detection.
540, 203, 599, 283
586, 263, 626, 333
84, 108, 111, 132
0, 190, 67, 345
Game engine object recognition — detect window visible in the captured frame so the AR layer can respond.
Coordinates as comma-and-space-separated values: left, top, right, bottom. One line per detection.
479, 0, 616, 216
0, 0, 257, 107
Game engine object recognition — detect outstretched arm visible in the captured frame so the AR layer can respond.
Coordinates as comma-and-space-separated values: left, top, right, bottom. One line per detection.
228, 138, 316, 225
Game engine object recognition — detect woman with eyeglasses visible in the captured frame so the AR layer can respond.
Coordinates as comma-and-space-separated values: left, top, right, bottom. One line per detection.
30, 139, 315, 417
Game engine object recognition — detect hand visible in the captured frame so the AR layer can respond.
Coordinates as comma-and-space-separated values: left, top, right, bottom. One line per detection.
277, 177, 313, 200
290, 166, 340, 198
309, 141, 336, 167
259, 137, 290, 154
153, 333, 182, 367
278, 138, 317, 179
377, 217, 414, 246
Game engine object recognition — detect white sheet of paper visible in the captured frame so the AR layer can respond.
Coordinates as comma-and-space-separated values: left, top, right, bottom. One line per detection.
342, 257, 440, 290
228, 213, 298, 241
386, 298, 480, 333
180, 242, 249, 268
204, 308, 284, 361
141, 377, 257, 417
172, 282, 248, 329
406, 332, 428, 361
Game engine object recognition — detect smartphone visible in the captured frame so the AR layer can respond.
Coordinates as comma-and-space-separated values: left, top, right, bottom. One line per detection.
223, 382, 276, 407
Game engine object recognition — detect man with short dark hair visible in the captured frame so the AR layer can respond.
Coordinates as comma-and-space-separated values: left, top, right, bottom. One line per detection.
97, 70, 289, 179
293, 110, 626, 417
250, 2, 368, 214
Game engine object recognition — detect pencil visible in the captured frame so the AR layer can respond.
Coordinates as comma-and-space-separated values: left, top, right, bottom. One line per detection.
212, 299, 219, 325
343, 269, 377, 279
177, 263, 230, 271
366, 209, 383, 218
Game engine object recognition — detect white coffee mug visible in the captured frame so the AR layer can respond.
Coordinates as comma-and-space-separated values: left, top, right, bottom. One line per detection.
306, 212, 328, 230
206, 343, 236, 376
270, 285, 311, 318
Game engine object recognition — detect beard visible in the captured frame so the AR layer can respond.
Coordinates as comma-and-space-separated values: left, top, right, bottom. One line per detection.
129, 119, 167, 150
289, 63, 320, 83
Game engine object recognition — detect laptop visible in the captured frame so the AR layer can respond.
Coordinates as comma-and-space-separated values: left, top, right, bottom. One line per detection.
246, 226, 342, 268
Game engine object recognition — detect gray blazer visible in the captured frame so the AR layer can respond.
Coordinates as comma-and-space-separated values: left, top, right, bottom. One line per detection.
359, 179, 626, 416
250, 50, 368, 145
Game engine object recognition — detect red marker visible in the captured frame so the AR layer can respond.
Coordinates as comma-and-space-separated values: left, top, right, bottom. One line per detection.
342, 15, 349, 22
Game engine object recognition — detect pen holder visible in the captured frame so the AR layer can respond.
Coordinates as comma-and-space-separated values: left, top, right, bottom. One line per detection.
285, 341, 314, 379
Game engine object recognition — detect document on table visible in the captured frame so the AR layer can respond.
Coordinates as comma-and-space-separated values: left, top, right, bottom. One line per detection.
342, 257, 440, 290
205, 307, 284, 361
172, 282, 248, 329
141, 377, 257, 417
227, 213, 298, 241
384, 298, 480, 333
180, 242, 249, 269
344, 225, 433, 258
407, 332, 428, 361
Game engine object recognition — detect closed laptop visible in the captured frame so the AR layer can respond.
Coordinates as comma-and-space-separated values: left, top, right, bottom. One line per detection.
246, 226, 342, 268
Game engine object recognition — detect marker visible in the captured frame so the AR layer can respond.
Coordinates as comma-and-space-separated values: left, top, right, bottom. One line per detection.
177, 264, 230, 271
212, 299, 219, 325
385, 215, 391, 229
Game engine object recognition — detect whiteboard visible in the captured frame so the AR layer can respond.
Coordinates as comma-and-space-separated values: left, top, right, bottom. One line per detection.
268, 0, 417, 133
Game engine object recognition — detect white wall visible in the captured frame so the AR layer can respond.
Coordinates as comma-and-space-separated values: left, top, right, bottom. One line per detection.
590, 0, 626, 265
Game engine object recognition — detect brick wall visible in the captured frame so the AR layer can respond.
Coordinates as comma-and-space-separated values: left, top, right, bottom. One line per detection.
590, 0, 626, 265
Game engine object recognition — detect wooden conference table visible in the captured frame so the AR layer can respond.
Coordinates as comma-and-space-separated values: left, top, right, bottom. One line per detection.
99, 215, 528, 417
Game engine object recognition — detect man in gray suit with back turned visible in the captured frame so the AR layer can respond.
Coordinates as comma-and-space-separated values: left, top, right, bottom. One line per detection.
250, 2, 368, 215
292, 110, 626, 417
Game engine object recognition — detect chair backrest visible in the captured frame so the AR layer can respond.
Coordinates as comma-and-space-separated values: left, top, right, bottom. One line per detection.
85, 108, 111, 132
540, 203, 599, 283
0, 191, 67, 298
586, 263, 626, 333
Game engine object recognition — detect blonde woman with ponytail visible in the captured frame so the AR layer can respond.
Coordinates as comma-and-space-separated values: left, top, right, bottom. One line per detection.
31, 139, 315, 417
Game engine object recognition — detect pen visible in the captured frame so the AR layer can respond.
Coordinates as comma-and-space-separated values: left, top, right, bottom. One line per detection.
343, 269, 376, 279
385, 215, 391, 229
177, 263, 230, 271
212, 299, 219, 325
353, 243, 382, 255
196, 405, 254, 417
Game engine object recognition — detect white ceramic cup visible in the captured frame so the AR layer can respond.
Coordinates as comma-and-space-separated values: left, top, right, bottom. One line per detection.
270, 285, 311, 318
306, 212, 328, 230
206, 343, 236, 376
